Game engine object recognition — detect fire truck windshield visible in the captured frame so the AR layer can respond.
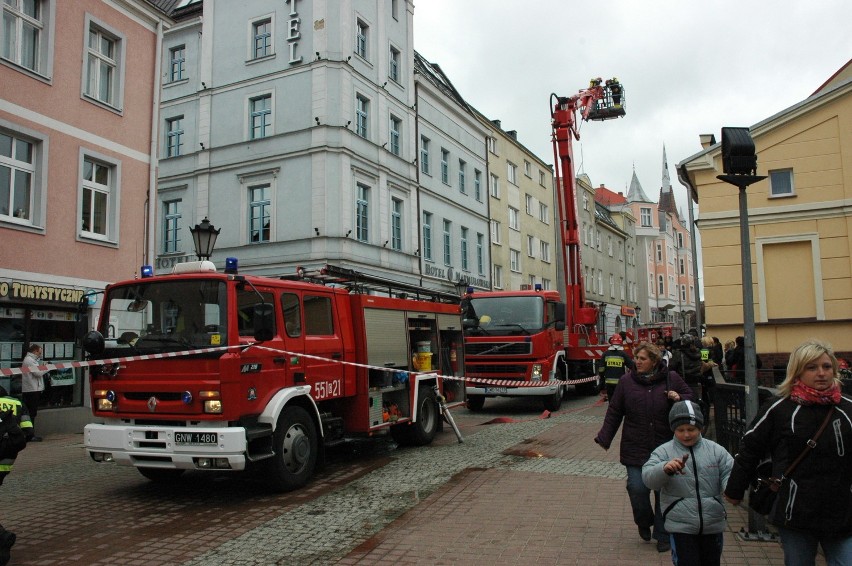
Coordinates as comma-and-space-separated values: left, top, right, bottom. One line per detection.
100, 280, 228, 355
462, 296, 545, 335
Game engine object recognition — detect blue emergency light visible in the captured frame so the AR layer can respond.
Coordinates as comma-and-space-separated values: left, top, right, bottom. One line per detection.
140, 265, 153, 278
225, 257, 239, 274
534, 283, 543, 291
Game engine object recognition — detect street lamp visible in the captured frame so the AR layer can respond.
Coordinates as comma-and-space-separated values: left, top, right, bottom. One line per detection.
717, 127, 767, 540
190, 217, 220, 261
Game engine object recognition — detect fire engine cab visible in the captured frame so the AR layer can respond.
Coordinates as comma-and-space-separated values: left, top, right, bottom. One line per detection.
81, 261, 465, 491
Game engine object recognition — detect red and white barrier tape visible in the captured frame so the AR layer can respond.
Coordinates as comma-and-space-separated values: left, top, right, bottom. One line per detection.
1, 342, 597, 387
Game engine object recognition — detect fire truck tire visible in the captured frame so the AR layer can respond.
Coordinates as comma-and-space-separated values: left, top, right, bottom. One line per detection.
542, 386, 563, 411
269, 405, 319, 491
138, 468, 185, 482
466, 395, 485, 411
391, 385, 439, 446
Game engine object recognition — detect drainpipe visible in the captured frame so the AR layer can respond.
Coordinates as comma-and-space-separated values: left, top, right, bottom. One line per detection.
677, 164, 702, 332
146, 19, 164, 267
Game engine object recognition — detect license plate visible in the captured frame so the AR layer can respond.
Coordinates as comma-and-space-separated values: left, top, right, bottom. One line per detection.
485, 387, 508, 394
174, 432, 217, 445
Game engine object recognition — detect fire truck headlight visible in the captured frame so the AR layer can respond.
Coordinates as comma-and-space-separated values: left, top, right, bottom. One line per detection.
531, 364, 543, 381
97, 398, 115, 411
204, 399, 222, 414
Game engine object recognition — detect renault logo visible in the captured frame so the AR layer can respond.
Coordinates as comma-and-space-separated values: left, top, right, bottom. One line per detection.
148, 396, 158, 412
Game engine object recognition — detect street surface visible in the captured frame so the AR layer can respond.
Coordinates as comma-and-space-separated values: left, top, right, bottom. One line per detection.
3, 392, 811, 565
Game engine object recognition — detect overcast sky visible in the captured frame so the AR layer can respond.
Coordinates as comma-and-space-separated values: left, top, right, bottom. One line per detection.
413, 0, 851, 212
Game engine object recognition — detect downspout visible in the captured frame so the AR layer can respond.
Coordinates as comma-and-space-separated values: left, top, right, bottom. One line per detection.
146, 19, 164, 267
677, 164, 702, 333
414, 79, 421, 278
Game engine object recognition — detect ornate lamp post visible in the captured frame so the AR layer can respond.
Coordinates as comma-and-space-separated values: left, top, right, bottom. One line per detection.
190, 217, 220, 261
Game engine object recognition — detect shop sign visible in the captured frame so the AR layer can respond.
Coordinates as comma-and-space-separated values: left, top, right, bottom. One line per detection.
0, 280, 85, 306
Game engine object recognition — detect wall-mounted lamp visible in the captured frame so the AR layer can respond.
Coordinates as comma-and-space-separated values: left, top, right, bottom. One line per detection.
345, 229, 352, 238
410, 103, 417, 111
201, 81, 207, 89
381, 81, 388, 90
346, 56, 352, 63
314, 117, 321, 126
381, 142, 387, 148
314, 227, 320, 236
315, 51, 321, 61
383, 240, 389, 247
414, 248, 420, 256
411, 157, 417, 165
199, 142, 205, 150
345, 120, 352, 128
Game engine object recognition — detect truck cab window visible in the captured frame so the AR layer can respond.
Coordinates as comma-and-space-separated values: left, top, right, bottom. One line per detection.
304, 295, 334, 335
281, 293, 302, 337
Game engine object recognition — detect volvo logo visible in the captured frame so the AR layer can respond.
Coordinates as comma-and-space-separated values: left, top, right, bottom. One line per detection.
147, 396, 158, 412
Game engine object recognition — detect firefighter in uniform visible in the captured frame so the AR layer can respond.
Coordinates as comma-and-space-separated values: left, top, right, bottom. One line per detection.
0, 386, 31, 566
598, 334, 635, 401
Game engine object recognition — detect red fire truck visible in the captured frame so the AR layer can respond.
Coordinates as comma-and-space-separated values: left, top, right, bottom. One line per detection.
462, 78, 626, 411
81, 262, 465, 491
635, 322, 675, 344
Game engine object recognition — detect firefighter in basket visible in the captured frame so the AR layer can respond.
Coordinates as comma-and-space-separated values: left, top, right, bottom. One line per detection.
598, 333, 635, 401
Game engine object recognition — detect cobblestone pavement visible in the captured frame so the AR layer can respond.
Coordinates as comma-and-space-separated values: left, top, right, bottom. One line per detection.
3, 395, 819, 565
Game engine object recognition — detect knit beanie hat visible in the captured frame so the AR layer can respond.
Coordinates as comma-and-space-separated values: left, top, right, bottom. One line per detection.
669, 400, 704, 430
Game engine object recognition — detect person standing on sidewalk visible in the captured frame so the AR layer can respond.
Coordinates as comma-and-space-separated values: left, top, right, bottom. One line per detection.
594, 341, 693, 553
0, 385, 31, 566
643, 400, 733, 566
724, 339, 852, 565
21, 344, 46, 442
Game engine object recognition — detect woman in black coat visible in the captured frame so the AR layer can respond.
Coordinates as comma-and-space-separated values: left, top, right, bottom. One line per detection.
595, 342, 693, 553
724, 340, 852, 565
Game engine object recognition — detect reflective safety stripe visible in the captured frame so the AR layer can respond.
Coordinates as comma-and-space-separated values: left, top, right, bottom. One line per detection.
700, 349, 710, 361
605, 358, 624, 368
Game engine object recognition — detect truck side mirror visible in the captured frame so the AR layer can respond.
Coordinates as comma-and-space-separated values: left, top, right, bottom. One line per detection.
82, 331, 105, 356
554, 303, 566, 331
253, 303, 275, 342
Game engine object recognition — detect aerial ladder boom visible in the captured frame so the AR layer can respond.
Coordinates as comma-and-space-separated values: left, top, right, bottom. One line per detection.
550, 77, 625, 346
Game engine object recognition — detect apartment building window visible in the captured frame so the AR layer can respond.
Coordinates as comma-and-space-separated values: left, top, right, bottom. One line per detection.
681, 284, 687, 302
356, 183, 369, 242
356, 95, 369, 138
524, 160, 531, 177
0, 131, 37, 223
656, 243, 662, 262
80, 157, 115, 239
510, 249, 520, 272
769, 169, 794, 197
658, 275, 664, 295
540, 241, 550, 263
487, 136, 496, 154
582, 223, 587, 245
597, 270, 603, 294
640, 207, 652, 227
389, 45, 400, 82
249, 184, 271, 243
508, 207, 519, 230
440, 148, 449, 184
493, 265, 503, 288
162, 199, 181, 253
527, 235, 535, 257
458, 160, 466, 193
391, 0, 399, 19
476, 233, 484, 274
391, 197, 402, 250
474, 170, 482, 201
460, 226, 468, 270
389, 115, 401, 156
250, 94, 272, 139
420, 136, 430, 174
2, 0, 47, 73
442, 219, 451, 265
422, 211, 432, 260
678, 232, 684, 248
525, 194, 533, 215
583, 194, 589, 211
85, 23, 123, 107
355, 19, 368, 59
165, 116, 184, 158
595, 229, 601, 250
252, 18, 272, 59
489, 173, 499, 198
607, 236, 613, 256
609, 274, 615, 298
620, 278, 625, 301
679, 258, 685, 275
490, 219, 501, 244
542, 278, 551, 290
529, 275, 536, 288
507, 162, 517, 185
168, 45, 185, 82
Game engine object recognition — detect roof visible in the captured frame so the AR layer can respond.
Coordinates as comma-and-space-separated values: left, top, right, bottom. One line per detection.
626, 168, 652, 203
413, 51, 470, 113
594, 185, 627, 207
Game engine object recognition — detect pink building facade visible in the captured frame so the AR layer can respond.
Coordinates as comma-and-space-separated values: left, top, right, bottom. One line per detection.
0, 0, 169, 431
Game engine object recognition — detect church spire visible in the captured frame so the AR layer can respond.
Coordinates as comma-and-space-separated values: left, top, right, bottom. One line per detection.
661, 144, 672, 192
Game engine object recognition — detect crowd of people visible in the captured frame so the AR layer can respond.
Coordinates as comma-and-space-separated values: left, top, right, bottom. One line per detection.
595, 335, 852, 566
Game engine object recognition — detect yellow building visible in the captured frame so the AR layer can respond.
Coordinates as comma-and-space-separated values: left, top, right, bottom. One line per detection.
679, 61, 852, 366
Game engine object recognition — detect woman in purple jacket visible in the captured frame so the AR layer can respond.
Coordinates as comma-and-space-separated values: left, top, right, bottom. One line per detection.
594, 341, 693, 553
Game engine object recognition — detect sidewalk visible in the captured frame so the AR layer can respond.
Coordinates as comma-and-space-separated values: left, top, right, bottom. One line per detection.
339, 397, 812, 566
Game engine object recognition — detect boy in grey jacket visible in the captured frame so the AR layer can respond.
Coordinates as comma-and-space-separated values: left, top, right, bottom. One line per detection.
643, 400, 733, 566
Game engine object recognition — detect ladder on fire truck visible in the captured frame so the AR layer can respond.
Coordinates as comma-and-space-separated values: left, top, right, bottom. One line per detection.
281, 264, 461, 304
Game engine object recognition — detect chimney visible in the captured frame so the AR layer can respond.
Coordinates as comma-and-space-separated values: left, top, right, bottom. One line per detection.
507, 130, 517, 140
491, 119, 501, 129
699, 134, 716, 149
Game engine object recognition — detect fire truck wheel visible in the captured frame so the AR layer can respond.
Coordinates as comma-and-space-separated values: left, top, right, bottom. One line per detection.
542, 386, 563, 412
138, 468, 185, 483
466, 395, 485, 411
269, 405, 318, 491
391, 385, 439, 446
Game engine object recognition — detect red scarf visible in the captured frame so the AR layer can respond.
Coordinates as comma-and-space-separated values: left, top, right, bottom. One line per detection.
790, 381, 842, 405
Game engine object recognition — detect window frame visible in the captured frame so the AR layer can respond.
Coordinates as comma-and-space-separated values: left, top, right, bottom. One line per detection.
474, 169, 482, 201
168, 44, 186, 82
420, 136, 430, 174
442, 219, 451, 266
248, 183, 272, 244
388, 44, 401, 83
165, 115, 184, 158
356, 183, 370, 242
162, 198, 182, 254
248, 92, 273, 140
355, 94, 369, 139
769, 168, 795, 198
1, 0, 53, 78
249, 15, 274, 60
458, 159, 466, 193
508, 207, 519, 230
82, 16, 126, 111
389, 114, 401, 156
390, 196, 402, 251
422, 211, 432, 261
489, 173, 499, 198
440, 148, 449, 184
355, 18, 369, 60
78, 149, 120, 244
460, 226, 468, 270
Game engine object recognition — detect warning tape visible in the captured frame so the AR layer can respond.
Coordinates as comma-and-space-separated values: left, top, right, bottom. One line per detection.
1, 342, 597, 388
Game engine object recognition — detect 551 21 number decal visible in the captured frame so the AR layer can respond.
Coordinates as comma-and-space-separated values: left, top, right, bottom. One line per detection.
312, 379, 342, 401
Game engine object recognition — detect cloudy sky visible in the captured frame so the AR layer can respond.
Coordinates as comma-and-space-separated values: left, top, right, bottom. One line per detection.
413, 0, 851, 211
